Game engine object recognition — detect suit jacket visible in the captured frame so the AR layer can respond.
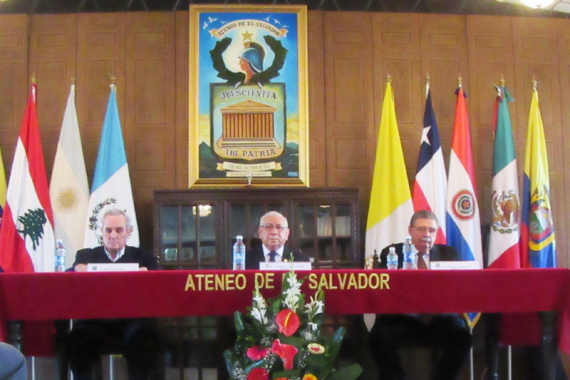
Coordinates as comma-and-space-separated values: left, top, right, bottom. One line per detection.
70, 245, 159, 271
378, 243, 458, 269
245, 244, 308, 270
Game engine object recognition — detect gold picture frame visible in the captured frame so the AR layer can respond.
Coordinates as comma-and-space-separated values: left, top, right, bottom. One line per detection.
189, 4, 309, 187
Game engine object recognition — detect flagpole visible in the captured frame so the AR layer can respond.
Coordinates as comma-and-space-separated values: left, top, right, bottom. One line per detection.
469, 327, 474, 380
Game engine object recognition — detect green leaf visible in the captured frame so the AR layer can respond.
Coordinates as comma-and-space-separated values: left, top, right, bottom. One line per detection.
234, 311, 245, 335
327, 364, 363, 380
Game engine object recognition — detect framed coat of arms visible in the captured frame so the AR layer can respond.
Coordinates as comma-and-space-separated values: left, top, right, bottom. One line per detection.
189, 5, 309, 187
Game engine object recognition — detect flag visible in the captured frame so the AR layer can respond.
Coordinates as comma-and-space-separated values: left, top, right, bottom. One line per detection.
446, 85, 483, 266
488, 85, 521, 269
0, 84, 55, 273
446, 84, 483, 328
412, 84, 447, 243
0, 144, 7, 227
364, 80, 413, 329
84, 84, 139, 248
50, 84, 89, 268
520, 85, 555, 268
0, 83, 56, 355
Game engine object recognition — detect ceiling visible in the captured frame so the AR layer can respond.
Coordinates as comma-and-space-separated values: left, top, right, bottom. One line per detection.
0, 0, 569, 16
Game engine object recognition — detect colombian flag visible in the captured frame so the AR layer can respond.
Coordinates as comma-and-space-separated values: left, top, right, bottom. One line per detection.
521, 85, 555, 268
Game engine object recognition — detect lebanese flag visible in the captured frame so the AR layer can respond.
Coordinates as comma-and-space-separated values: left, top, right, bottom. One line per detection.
0, 84, 55, 273
412, 85, 447, 244
0, 84, 55, 355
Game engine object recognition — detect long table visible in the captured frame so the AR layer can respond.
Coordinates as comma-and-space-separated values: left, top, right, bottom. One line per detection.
1, 268, 569, 379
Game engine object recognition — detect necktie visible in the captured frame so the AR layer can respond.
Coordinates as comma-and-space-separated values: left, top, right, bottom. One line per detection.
268, 251, 277, 262
417, 253, 428, 270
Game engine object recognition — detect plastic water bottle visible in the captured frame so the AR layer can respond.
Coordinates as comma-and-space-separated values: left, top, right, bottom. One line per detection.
55, 239, 66, 272
403, 236, 414, 270
386, 246, 398, 270
232, 235, 246, 270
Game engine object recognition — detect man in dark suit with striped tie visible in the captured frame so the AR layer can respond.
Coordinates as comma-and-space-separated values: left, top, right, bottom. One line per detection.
368, 210, 472, 380
245, 211, 307, 269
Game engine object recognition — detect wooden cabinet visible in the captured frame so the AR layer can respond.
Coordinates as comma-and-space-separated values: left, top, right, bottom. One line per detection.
153, 187, 361, 379
153, 187, 362, 269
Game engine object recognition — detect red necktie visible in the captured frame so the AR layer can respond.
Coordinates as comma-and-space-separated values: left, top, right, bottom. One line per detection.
417, 253, 428, 270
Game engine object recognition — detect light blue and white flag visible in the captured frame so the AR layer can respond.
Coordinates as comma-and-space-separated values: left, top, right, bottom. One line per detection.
84, 84, 139, 248
50, 84, 89, 268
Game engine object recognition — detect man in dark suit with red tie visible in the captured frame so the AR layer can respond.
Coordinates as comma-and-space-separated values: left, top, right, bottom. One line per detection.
368, 210, 472, 380
245, 211, 307, 269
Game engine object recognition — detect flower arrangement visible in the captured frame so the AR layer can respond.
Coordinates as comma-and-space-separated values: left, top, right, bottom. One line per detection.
224, 268, 362, 380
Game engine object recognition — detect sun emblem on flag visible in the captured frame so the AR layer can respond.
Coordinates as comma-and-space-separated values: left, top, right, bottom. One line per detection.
491, 190, 520, 234
55, 186, 81, 214
451, 189, 476, 220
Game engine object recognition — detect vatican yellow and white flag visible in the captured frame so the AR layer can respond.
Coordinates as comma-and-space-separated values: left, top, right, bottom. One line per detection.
364, 80, 413, 330
50, 84, 89, 268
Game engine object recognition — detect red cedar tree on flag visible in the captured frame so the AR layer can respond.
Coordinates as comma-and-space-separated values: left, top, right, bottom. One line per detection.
0, 84, 55, 355
412, 84, 447, 243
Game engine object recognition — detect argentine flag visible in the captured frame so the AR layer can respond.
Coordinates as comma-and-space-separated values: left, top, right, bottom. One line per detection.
84, 84, 139, 248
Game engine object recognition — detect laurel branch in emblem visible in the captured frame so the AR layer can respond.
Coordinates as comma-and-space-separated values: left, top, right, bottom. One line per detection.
88, 198, 117, 245
451, 190, 476, 221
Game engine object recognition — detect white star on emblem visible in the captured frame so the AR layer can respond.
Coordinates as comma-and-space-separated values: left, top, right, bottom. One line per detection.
421, 125, 432, 145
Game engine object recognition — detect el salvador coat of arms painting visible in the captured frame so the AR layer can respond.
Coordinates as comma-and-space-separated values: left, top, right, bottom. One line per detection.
189, 5, 309, 187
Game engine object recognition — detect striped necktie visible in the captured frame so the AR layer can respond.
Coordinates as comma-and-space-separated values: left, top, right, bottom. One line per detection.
417, 252, 428, 270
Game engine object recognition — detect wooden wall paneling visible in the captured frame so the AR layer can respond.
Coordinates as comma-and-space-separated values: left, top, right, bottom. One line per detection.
175, 11, 189, 189
371, 13, 422, 194
0, 15, 28, 171
126, 12, 176, 247
466, 15, 516, 228
307, 11, 326, 187
512, 17, 566, 267
557, 18, 570, 268
419, 14, 470, 163
29, 14, 77, 179
323, 12, 375, 202
77, 13, 127, 187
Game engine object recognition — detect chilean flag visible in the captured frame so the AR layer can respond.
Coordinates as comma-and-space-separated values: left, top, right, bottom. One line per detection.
0, 84, 55, 273
412, 85, 447, 243
445, 85, 483, 267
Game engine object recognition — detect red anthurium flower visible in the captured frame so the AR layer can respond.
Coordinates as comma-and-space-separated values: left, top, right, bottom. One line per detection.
275, 309, 300, 337
247, 346, 269, 361
247, 367, 269, 380
272, 339, 298, 370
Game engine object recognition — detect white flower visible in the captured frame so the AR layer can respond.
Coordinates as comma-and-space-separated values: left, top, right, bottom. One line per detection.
253, 292, 267, 309
304, 295, 324, 318
308, 322, 318, 332
251, 307, 267, 324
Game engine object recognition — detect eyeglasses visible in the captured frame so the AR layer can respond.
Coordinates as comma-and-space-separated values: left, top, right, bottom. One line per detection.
261, 224, 288, 231
412, 226, 438, 234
